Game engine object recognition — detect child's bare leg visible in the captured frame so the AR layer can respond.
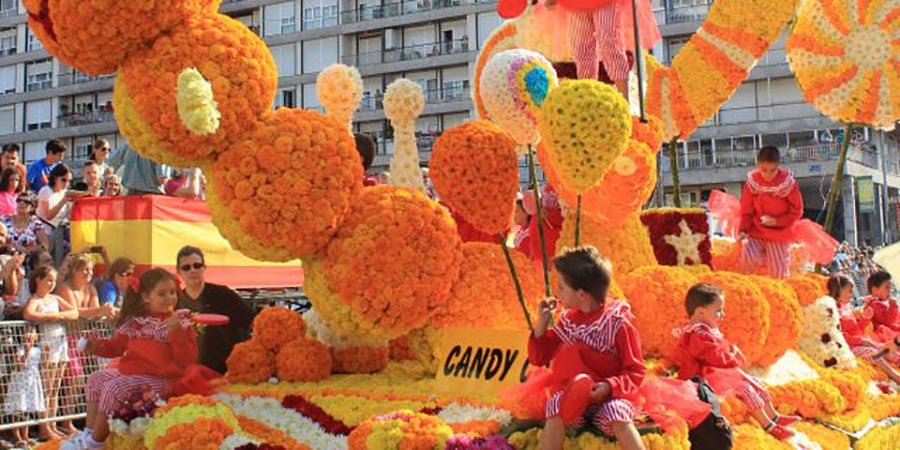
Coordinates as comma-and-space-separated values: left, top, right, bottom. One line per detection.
85, 401, 99, 431
540, 416, 566, 450
91, 413, 110, 443
749, 407, 774, 428
611, 421, 645, 450
614, 79, 629, 101
877, 358, 900, 384
11, 427, 22, 443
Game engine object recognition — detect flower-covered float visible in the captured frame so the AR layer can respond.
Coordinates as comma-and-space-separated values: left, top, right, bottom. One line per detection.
28, 0, 900, 449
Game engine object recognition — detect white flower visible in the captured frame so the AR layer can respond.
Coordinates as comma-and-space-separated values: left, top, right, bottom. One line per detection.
215, 394, 347, 450
304, 309, 387, 349
383, 80, 426, 193
383, 79, 425, 124
748, 350, 819, 386
797, 297, 856, 370
437, 403, 513, 427
316, 64, 364, 131
220, 433, 258, 450
788, 430, 822, 450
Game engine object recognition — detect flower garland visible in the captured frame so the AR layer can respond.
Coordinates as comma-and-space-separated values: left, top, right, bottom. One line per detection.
747, 277, 802, 367
697, 272, 771, 365
508, 424, 691, 450
153, 416, 235, 449
236, 416, 311, 450
216, 394, 347, 449
316, 64, 364, 133
280, 395, 354, 436
384, 79, 427, 192
117, 13, 278, 164
226, 339, 276, 384
787, 0, 900, 130
819, 370, 867, 411
556, 212, 657, 276
793, 422, 849, 450
619, 266, 698, 360
538, 80, 632, 193
798, 296, 856, 370
432, 242, 541, 331
308, 186, 463, 341
206, 107, 362, 259
429, 120, 521, 235
348, 410, 454, 450
639, 208, 711, 267
275, 338, 332, 382
731, 424, 794, 450
769, 379, 846, 418
253, 307, 308, 351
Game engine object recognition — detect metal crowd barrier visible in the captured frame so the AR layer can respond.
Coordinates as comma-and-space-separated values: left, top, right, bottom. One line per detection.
0, 319, 114, 432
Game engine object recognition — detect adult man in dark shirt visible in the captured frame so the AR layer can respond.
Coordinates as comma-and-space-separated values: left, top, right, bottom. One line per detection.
175, 246, 253, 374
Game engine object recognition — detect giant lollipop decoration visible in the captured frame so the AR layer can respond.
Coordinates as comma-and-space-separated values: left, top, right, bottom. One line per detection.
479, 49, 558, 297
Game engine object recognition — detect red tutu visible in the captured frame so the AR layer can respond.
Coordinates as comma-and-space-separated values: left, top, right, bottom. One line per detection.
170, 364, 222, 397
701, 367, 764, 399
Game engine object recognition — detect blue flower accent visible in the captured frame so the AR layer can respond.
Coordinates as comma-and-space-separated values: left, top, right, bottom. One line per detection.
524, 67, 549, 106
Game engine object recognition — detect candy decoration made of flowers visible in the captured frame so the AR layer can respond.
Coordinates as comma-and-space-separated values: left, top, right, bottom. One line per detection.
479, 49, 559, 148
620, 266, 698, 360
317, 64, 364, 134
473, 23, 521, 120
113, 13, 279, 166
305, 310, 390, 374
348, 410, 454, 450
23, 0, 221, 76
383, 79, 427, 193
305, 186, 463, 341
206, 108, 362, 259
786, 0, 900, 130
639, 208, 712, 267
698, 272, 771, 366
251, 306, 308, 352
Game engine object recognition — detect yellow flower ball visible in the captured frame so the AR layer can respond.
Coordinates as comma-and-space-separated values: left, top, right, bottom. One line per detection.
557, 212, 657, 276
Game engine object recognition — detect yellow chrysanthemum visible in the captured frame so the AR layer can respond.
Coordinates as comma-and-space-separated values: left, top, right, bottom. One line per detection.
317, 64, 364, 132
176, 67, 221, 136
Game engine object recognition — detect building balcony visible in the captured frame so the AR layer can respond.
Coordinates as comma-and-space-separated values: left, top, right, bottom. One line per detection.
343, 38, 471, 67
661, 143, 884, 174
0, 7, 16, 19
654, 2, 712, 26
58, 72, 115, 87
359, 81, 470, 111
341, 0, 465, 24
57, 109, 115, 128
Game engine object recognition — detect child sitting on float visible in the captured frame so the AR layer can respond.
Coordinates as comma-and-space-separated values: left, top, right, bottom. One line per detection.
673, 283, 801, 440
860, 270, 900, 337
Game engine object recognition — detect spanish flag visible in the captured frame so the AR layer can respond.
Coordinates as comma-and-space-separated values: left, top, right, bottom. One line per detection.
70, 196, 303, 288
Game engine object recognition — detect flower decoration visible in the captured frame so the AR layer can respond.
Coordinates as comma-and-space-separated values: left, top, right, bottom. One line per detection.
175, 67, 221, 136
227, 339, 275, 384
556, 213, 657, 276
383, 79, 427, 192
445, 435, 514, 450
430, 120, 520, 235
253, 307, 308, 352
304, 309, 390, 374
747, 276, 802, 367
307, 186, 462, 341
115, 13, 278, 164
473, 23, 520, 120
785, 275, 826, 307
793, 422, 850, 450
275, 338, 332, 382
347, 410, 454, 450
432, 242, 541, 330
111, 386, 161, 425
855, 424, 900, 450
798, 296, 856, 370
769, 379, 846, 418
640, 209, 711, 267
144, 397, 240, 449
508, 425, 691, 450
219, 394, 348, 447
731, 424, 793, 450
389, 336, 417, 361
620, 266, 698, 360
479, 49, 559, 148
820, 370, 867, 411
23, 0, 220, 75
697, 272, 770, 365
787, 0, 900, 130
236, 416, 314, 450
207, 108, 362, 258
538, 80, 632, 193
316, 64, 364, 132
153, 417, 235, 449
203, 183, 294, 262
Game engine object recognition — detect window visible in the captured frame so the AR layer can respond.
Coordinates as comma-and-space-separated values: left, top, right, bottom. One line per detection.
24, 141, 47, 164
0, 106, 13, 135
476, 12, 502, 49
0, 65, 15, 95
264, 2, 296, 37
25, 59, 52, 91
0, 27, 15, 56
275, 88, 296, 109
301, 37, 338, 74
26, 29, 42, 52
302, 83, 320, 110
0, 0, 16, 18
73, 137, 93, 161
303, 0, 338, 30
666, 36, 690, 63
270, 44, 296, 77
25, 100, 51, 131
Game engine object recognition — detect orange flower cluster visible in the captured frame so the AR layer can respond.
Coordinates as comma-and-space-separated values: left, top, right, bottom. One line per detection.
820, 370, 867, 411
23, 1, 219, 76
237, 416, 311, 450
389, 336, 417, 361
252, 307, 308, 351
331, 346, 390, 374
620, 266, 698, 360
432, 242, 541, 330
348, 410, 454, 450
226, 340, 275, 384
449, 420, 502, 436
769, 379, 846, 418
153, 417, 233, 450
698, 272, 770, 365
747, 277, 802, 367
429, 120, 520, 235
308, 186, 463, 341
557, 213, 657, 276
785, 275, 824, 306
275, 338, 332, 382
117, 13, 278, 164
630, 115, 665, 152
154, 394, 218, 416
208, 108, 362, 258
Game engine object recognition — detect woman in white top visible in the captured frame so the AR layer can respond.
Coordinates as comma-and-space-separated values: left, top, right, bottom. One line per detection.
36, 164, 76, 228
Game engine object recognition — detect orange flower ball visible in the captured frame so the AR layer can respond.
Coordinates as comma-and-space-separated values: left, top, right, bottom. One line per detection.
226, 339, 275, 384
208, 108, 362, 258
620, 266, 698, 360
153, 417, 233, 450
429, 120, 520, 235
698, 272, 770, 365
710, 237, 742, 272
115, 13, 278, 164
556, 212, 657, 276
747, 276, 802, 367
307, 186, 463, 341
275, 338, 332, 382
785, 275, 824, 307
252, 307, 308, 352
331, 346, 390, 374
630, 115, 665, 152
432, 242, 541, 330
348, 410, 454, 450
205, 185, 294, 262
23, 0, 220, 76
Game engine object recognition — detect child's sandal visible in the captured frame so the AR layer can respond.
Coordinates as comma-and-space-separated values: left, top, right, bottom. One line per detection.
775, 414, 801, 427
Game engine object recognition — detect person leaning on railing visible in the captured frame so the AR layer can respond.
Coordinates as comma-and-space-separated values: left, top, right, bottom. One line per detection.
0, 223, 26, 319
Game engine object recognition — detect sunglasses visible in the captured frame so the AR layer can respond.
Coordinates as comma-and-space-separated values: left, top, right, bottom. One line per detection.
180, 262, 205, 272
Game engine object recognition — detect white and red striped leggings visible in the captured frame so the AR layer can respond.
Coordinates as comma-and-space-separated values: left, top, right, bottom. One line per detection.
570, 3, 630, 81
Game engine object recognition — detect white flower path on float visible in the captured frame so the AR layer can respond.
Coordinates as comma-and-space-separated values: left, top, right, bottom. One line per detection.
437, 403, 514, 428
214, 394, 347, 450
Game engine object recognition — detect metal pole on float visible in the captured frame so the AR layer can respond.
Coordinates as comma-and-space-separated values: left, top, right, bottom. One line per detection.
631, 0, 647, 123
880, 130, 892, 244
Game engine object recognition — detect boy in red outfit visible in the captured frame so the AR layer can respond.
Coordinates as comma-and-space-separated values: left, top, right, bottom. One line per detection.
530, 246, 646, 450
861, 271, 900, 336
739, 146, 803, 279
673, 283, 800, 440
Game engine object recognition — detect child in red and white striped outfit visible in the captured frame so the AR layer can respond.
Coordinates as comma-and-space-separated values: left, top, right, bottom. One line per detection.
61, 268, 218, 450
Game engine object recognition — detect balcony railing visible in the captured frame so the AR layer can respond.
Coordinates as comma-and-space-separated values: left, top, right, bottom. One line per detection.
0, 7, 16, 19
343, 38, 471, 67
654, 2, 712, 25
661, 143, 885, 173
701, 101, 820, 128
58, 110, 115, 128
341, 0, 463, 24
359, 82, 470, 111
58, 72, 115, 87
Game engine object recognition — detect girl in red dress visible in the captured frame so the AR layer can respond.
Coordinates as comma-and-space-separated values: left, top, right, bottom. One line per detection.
673, 283, 800, 440
528, 247, 646, 450
63, 268, 218, 450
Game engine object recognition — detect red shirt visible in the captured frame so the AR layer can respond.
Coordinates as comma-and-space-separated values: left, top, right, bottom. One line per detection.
861, 295, 900, 334
739, 168, 803, 243
528, 302, 646, 401
525, 196, 563, 263
673, 322, 746, 381
839, 304, 872, 348
92, 312, 198, 378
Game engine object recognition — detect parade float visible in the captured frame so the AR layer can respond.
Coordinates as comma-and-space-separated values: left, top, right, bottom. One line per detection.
26, 0, 900, 448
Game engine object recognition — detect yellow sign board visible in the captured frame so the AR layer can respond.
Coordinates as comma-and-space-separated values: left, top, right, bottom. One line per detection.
435, 328, 531, 397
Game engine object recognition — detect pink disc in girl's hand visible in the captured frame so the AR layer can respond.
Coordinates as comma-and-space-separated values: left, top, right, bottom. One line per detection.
192, 314, 230, 326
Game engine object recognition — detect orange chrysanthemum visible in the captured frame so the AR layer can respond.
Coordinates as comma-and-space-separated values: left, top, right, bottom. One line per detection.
331, 346, 390, 374
785, 275, 825, 306
116, 13, 278, 164
226, 339, 275, 384
275, 338, 332, 382
208, 108, 362, 259
430, 120, 520, 235
154, 394, 217, 416
348, 410, 453, 450
307, 186, 463, 341
556, 212, 657, 276
24, 0, 220, 76
237, 416, 311, 450
620, 266, 698, 360
747, 276, 802, 367
153, 417, 232, 450
252, 307, 308, 352
432, 242, 542, 330
389, 336, 418, 361
697, 272, 770, 365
